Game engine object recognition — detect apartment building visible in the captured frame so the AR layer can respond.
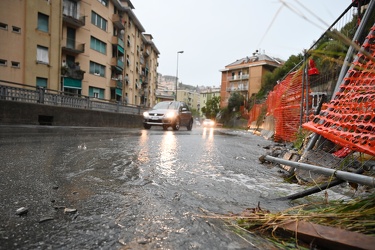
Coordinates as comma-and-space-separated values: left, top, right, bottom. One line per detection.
219, 51, 283, 108
176, 89, 200, 111
198, 87, 220, 118
0, 0, 159, 107
0, 0, 62, 89
155, 74, 200, 111
200, 86, 220, 105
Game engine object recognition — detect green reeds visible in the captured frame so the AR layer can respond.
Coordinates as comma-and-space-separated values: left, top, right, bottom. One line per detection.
234, 193, 375, 236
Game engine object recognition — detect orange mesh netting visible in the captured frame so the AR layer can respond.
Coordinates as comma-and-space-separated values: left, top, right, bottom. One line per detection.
248, 70, 309, 142
247, 103, 264, 126
303, 25, 375, 157
269, 70, 308, 142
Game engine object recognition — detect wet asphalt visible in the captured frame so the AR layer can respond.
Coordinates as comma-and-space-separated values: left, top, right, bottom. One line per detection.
0, 125, 296, 249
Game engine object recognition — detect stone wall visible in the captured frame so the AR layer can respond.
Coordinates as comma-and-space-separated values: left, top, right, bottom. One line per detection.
0, 100, 143, 128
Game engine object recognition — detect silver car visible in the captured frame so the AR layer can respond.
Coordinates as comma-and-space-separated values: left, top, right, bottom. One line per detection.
143, 101, 193, 131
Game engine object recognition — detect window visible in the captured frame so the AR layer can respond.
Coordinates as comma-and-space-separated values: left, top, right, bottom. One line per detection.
37, 45, 49, 64
0, 59, 7, 66
90, 36, 106, 54
36, 77, 48, 88
89, 61, 105, 77
0, 22, 8, 30
127, 35, 131, 47
89, 86, 104, 98
126, 55, 130, 67
63, 0, 78, 18
12, 26, 21, 33
37, 13, 49, 32
97, 0, 108, 6
91, 11, 107, 31
11, 61, 20, 68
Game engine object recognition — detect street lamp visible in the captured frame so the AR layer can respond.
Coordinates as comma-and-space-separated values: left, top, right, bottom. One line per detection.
175, 51, 184, 101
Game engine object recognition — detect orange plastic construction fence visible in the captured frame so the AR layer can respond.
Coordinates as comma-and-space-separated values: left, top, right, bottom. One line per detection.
303, 25, 375, 157
248, 69, 309, 142
248, 103, 264, 126
268, 70, 308, 142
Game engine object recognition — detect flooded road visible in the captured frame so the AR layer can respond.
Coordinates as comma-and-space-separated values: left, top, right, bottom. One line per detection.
0, 125, 296, 249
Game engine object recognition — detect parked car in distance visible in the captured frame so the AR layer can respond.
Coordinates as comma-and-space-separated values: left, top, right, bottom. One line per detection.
143, 101, 193, 131
202, 119, 215, 127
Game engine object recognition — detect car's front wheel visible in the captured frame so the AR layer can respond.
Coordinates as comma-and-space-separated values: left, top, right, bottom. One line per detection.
144, 124, 151, 129
187, 119, 193, 131
162, 125, 168, 131
172, 118, 180, 131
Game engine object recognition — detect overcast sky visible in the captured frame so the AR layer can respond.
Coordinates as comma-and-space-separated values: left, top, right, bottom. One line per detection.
132, 0, 352, 87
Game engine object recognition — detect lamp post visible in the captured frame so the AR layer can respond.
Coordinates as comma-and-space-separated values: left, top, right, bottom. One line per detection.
175, 51, 184, 101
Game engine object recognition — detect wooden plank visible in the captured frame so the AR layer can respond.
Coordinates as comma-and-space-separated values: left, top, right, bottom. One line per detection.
280, 221, 375, 250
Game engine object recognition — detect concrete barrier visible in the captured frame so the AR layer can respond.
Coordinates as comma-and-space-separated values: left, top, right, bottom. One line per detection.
0, 100, 143, 128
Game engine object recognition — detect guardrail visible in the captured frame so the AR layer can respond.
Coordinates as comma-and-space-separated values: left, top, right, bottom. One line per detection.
0, 82, 146, 115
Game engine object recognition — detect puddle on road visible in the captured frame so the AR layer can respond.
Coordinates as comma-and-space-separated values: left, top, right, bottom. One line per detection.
0, 127, 354, 249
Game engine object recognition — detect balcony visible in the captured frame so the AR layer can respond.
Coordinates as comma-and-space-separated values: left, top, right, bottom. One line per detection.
63, 11, 85, 27
144, 49, 150, 57
226, 85, 249, 92
111, 36, 124, 48
140, 55, 145, 65
141, 76, 149, 87
111, 57, 124, 70
61, 67, 85, 80
228, 74, 249, 81
62, 38, 85, 54
110, 79, 123, 89
112, 14, 124, 30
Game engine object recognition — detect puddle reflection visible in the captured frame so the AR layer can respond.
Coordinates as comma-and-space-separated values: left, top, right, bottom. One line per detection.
137, 130, 150, 164
159, 131, 177, 177
202, 127, 214, 140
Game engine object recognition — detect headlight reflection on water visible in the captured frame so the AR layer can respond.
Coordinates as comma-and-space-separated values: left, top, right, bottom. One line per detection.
137, 130, 178, 178
202, 127, 214, 140
159, 131, 177, 177
137, 130, 150, 164
201, 127, 215, 164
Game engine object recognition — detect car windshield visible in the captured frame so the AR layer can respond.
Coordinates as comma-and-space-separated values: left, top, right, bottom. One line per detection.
153, 101, 178, 110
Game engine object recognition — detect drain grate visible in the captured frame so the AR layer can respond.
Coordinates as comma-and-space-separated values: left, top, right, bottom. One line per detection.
38, 115, 53, 125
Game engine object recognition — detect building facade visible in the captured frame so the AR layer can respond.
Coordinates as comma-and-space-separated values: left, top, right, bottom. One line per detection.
219, 51, 283, 108
199, 87, 220, 117
0, 0, 159, 107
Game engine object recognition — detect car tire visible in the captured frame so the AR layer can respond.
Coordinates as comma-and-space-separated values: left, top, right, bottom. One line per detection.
187, 119, 193, 131
172, 118, 180, 131
144, 124, 151, 129
162, 125, 168, 131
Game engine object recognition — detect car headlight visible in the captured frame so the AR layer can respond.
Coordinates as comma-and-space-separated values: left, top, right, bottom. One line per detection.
143, 111, 149, 118
165, 111, 176, 119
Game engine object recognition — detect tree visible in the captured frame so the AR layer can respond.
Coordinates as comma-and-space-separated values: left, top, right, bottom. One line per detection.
201, 96, 220, 119
227, 92, 244, 113
256, 54, 303, 99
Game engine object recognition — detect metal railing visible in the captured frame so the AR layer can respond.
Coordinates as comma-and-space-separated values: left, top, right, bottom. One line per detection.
228, 74, 249, 81
0, 81, 146, 115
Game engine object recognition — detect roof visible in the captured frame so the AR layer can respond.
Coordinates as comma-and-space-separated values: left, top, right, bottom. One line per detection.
221, 52, 284, 71
112, 0, 134, 10
142, 34, 160, 55
123, 7, 145, 32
